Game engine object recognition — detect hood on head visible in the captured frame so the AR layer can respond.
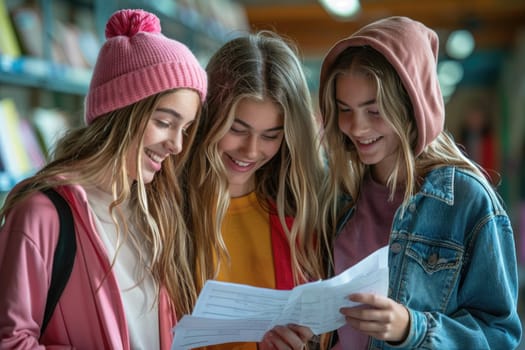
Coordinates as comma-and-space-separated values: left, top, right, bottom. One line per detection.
319, 16, 444, 155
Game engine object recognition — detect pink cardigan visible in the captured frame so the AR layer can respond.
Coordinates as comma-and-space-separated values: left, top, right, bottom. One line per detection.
0, 184, 176, 350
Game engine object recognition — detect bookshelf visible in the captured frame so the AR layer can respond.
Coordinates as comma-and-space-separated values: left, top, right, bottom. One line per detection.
0, 0, 246, 196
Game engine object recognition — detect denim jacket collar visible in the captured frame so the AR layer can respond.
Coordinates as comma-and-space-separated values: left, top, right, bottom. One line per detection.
418, 166, 455, 206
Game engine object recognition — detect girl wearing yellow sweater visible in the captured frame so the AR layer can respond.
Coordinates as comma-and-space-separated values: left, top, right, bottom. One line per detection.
183, 31, 331, 350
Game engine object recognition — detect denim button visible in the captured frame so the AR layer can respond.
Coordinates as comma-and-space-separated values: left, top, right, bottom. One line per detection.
409, 203, 416, 212
391, 242, 402, 253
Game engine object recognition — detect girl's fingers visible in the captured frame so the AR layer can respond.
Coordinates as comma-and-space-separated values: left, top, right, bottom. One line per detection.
287, 324, 314, 343
349, 293, 390, 308
261, 325, 310, 350
340, 294, 410, 342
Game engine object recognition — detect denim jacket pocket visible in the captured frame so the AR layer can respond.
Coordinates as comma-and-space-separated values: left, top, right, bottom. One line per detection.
395, 237, 463, 312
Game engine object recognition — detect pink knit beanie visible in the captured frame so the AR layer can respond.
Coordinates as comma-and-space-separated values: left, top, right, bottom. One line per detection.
85, 9, 207, 124
319, 16, 444, 155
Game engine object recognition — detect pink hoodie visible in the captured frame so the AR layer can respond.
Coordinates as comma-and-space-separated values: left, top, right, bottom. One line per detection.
0, 184, 176, 350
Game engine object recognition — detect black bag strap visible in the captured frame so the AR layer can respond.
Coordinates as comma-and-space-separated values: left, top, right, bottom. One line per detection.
40, 188, 77, 336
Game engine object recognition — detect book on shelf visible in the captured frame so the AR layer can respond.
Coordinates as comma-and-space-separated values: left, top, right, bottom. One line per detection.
10, 5, 44, 58
0, 0, 22, 57
10, 2, 100, 69
51, 1, 99, 69
0, 99, 46, 189
205, 0, 249, 33
54, 20, 91, 69
31, 107, 71, 157
72, 6, 100, 68
19, 117, 46, 169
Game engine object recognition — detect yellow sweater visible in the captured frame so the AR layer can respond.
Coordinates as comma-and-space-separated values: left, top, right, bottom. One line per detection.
200, 192, 275, 350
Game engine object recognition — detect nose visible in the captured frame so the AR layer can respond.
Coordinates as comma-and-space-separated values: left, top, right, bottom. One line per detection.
166, 128, 184, 155
339, 113, 366, 138
241, 134, 258, 159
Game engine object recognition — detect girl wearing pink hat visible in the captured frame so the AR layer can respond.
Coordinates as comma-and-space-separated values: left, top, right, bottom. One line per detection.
319, 16, 521, 349
0, 9, 209, 349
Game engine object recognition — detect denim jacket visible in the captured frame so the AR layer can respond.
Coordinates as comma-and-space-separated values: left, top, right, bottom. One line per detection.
335, 166, 522, 349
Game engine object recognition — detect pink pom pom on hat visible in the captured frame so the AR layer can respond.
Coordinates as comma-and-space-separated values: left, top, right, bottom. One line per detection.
84, 9, 207, 124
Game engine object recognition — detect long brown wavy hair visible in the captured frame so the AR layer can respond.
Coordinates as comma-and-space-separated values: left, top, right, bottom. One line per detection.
0, 89, 210, 316
183, 31, 332, 285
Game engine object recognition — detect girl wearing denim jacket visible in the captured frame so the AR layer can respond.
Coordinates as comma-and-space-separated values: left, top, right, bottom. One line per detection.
319, 16, 522, 349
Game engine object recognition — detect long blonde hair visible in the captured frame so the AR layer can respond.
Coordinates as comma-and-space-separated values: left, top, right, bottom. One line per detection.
184, 31, 331, 283
1, 90, 206, 315
321, 46, 492, 217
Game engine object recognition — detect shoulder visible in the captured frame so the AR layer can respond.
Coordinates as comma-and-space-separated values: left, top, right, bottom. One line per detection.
2, 184, 88, 239
453, 168, 507, 213
0, 189, 62, 267
4, 190, 60, 227
423, 166, 506, 213
1, 184, 92, 261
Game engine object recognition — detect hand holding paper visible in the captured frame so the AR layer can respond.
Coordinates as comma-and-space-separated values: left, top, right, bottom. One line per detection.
172, 245, 389, 349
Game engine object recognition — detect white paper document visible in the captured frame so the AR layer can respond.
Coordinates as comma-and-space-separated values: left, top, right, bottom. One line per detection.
171, 245, 389, 349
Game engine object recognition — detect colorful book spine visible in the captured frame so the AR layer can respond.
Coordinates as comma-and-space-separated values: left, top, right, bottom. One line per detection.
0, 0, 21, 57
0, 99, 37, 182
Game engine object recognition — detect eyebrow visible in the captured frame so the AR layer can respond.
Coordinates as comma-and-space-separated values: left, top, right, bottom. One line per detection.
156, 107, 182, 119
233, 118, 284, 132
336, 98, 377, 108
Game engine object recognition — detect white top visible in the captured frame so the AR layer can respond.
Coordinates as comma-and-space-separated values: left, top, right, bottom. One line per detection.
84, 185, 159, 350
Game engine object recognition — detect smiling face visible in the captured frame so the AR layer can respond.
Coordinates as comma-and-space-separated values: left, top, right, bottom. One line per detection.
127, 89, 200, 184
218, 98, 284, 197
335, 70, 400, 184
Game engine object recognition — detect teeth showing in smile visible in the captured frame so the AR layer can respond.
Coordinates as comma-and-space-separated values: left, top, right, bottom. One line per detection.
146, 149, 163, 163
233, 158, 250, 167
360, 137, 379, 145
